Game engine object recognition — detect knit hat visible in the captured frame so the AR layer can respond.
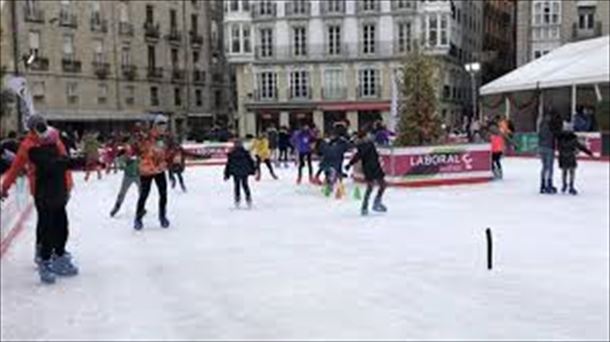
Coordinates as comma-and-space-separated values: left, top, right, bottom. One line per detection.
153, 114, 168, 126
26, 114, 47, 133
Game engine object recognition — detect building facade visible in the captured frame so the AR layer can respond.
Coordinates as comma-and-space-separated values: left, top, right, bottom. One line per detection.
516, 0, 609, 67
0, 0, 230, 138
482, 0, 516, 85
224, 0, 483, 137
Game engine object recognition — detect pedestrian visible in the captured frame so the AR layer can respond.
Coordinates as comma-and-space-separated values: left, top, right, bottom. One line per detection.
293, 124, 314, 184
345, 131, 387, 216
538, 110, 561, 194
251, 132, 278, 181
1, 115, 77, 284
224, 139, 256, 208
557, 121, 594, 195
278, 126, 291, 167
134, 115, 171, 230
110, 138, 140, 217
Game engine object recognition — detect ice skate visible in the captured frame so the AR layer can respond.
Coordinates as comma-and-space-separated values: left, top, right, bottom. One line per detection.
561, 183, 568, 193
34, 244, 41, 266
234, 200, 241, 209
160, 216, 170, 228
372, 200, 387, 213
569, 187, 578, 195
110, 204, 119, 217
246, 199, 252, 209
51, 254, 78, 277
134, 218, 143, 230
38, 260, 56, 284
296, 175, 302, 184
547, 181, 558, 194
361, 207, 369, 216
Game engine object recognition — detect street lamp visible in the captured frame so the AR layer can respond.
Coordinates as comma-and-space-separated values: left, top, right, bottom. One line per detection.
464, 62, 481, 127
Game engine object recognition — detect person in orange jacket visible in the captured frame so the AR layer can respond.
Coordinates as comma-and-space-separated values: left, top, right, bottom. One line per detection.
489, 123, 513, 179
134, 115, 171, 230
0, 115, 78, 284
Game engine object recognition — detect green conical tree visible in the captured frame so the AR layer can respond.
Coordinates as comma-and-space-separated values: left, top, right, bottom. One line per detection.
395, 45, 444, 147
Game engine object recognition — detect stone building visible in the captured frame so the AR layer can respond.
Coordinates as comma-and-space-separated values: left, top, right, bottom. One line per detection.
481, 0, 516, 85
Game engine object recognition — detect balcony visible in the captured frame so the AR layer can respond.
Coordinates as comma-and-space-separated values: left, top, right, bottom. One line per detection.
289, 87, 312, 100
356, 1, 381, 14
193, 70, 206, 85
23, 7, 44, 23
322, 87, 348, 100
167, 28, 182, 44
59, 11, 78, 28
284, 1, 311, 17
391, 0, 417, 11
190, 31, 203, 45
143, 22, 160, 40
119, 22, 134, 36
62, 58, 82, 73
122, 64, 137, 80
90, 14, 108, 33
251, 3, 277, 19
147, 66, 163, 80
252, 88, 278, 101
572, 21, 603, 41
319, 0, 346, 15
171, 68, 185, 82
93, 62, 110, 79
356, 85, 381, 99
28, 56, 49, 71
67, 95, 79, 105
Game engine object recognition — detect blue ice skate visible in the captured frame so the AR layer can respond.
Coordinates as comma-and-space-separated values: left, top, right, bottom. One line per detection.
372, 199, 387, 212
38, 260, 56, 284
51, 254, 79, 276
134, 218, 143, 230
160, 216, 170, 228
361, 207, 369, 216
569, 187, 578, 195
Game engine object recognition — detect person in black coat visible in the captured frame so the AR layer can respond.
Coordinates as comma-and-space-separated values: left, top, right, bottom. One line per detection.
277, 126, 291, 167
556, 121, 594, 195
224, 139, 256, 208
345, 131, 387, 216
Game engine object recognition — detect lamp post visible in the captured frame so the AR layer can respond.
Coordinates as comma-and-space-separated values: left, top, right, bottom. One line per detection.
465, 62, 481, 126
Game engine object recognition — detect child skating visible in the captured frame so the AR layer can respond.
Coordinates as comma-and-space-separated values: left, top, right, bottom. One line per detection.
167, 139, 188, 192
557, 121, 594, 195
224, 139, 256, 208
251, 132, 278, 181
83, 130, 102, 181
110, 139, 140, 217
346, 131, 387, 216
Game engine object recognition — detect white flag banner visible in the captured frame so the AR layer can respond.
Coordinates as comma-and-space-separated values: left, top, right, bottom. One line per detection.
388, 71, 399, 133
4, 76, 36, 130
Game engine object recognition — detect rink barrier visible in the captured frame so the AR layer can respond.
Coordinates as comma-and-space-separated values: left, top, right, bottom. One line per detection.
0, 176, 33, 259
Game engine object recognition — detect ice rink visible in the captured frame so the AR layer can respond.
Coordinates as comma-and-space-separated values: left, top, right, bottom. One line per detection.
1, 158, 609, 341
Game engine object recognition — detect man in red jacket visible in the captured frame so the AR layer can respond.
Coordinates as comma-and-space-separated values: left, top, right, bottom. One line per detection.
1, 115, 77, 284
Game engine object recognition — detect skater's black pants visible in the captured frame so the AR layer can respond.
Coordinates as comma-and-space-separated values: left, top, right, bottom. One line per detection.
298, 152, 313, 179
255, 156, 276, 178
169, 169, 185, 190
233, 176, 251, 202
136, 172, 167, 220
492, 152, 502, 174
362, 178, 387, 209
279, 148, 289, 162
35, 202, 68, 261
561, 167, 576, 189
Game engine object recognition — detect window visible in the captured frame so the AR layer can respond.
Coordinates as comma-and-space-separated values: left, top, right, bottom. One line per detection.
361, 0, 377, 12
358, 68, 378, 97
66, 82, 78, 104
242, 0, 250, 11
32, 81, 45, 103
93, 39, 103, 63
292, 26, 307, 56
532, 0, 561, 26
195, 88, 203, 106
145, 4, 154, 23
170, 9, 177, 29
29, 31, 40, 56
174, 87, 182, 106
214, 90, 222, 109
98, 83, 108, 104
257, 72, 277, 99
91, 0, 100, 14
323, 69, 345, 99
171, 48, 179, 68
231, 25, 240, 53
395, 0, 413, 9
440, 15, 448, 45
290, 71, 309, 98
325, 0, 344, 13
230, 0, 238, 11
121, 45, 131, 65
578, 8, 595, 29
362, 23, 376, 54
119, 2, 129, 22
147, 45, 156, 67
63, 34, 74, 59
260, 28, 273, 57
125, 85, 135, 106
191, 14, 198, 33
260, 0, 274, 15
429, 14, 438, 46
193, 50, 200, 65
243, 26, 251, 53
327, 25, 341, 55
291, 0, 308, 14
397, 22, 411, 53
150, 86, 159, 106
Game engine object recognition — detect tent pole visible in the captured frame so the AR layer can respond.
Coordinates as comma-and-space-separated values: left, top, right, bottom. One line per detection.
571, 84, 577, 121
505, 95, 510, 120
537, 90, 544, 132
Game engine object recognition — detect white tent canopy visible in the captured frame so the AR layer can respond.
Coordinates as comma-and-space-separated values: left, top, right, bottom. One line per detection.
480, 36, 610, 96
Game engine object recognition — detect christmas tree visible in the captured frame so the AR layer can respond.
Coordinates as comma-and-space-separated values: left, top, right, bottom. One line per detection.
395, 45, 444, 147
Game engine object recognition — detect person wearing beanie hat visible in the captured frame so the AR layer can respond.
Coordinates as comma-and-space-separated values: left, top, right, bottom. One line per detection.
556, 120, 594, 195
1, 115, 77, 284
224, 138, 256, 208
133, 115, 171, 230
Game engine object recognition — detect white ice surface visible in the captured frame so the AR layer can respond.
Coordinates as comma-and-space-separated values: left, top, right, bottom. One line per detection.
1, 158, 609, 341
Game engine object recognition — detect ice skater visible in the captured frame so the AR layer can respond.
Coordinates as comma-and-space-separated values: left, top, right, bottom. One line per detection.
134, 115, 171, 230
556, 121, 594, 195
251, 132, 278, 180
293, 125, 314, 184
490, 124, 506, 179
83, 130, 102, 181
1, 115, 78, 284
278, 126, 291, 168
538, 110, 562, 194
345, 131, 387, 216
167, 139, 187, 192
224, 139, 256, 208
110, 139, 140, 217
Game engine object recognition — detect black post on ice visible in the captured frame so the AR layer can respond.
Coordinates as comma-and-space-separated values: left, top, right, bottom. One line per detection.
486, 228, 493, 270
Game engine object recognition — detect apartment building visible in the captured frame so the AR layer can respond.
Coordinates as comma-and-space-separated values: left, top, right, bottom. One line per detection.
516, 0, 609, 67
224, 0, 483, 137
482, 0, 516, 85
0, 0, 230, 137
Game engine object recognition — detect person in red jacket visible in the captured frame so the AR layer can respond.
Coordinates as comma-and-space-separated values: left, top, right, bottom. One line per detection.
1, 115, 77, 284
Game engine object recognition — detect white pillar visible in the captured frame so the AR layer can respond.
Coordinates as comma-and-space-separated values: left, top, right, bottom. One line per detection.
313, 110, 324, 135
347, 111, 358, 133
505, 96, 511, 120
537, 91, 544, 132
571, 84, 577, 121
245, 112, 257, 136
280, 111, 289, 127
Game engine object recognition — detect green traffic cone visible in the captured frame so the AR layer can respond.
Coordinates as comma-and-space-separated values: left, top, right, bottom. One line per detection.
323, 184, 332, 197
353, 186, 362, 200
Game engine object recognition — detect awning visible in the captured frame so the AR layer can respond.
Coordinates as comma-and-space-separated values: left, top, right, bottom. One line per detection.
41, 110, 156, 121
480, 35, 610, 96
187, 112, 213, 117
